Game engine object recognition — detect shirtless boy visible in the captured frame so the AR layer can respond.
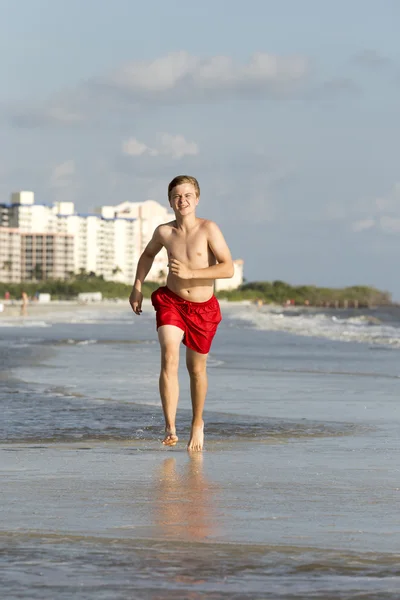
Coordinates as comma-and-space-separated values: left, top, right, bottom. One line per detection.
129, 175, 234, 451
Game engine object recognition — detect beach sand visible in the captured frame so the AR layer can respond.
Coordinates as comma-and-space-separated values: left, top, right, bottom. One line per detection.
1, 301, 400, 598
0, 299, 131, 318
2, 434, 399, 598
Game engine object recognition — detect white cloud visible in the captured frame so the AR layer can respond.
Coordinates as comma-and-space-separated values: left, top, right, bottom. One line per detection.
352, 218, 375, 232
50, 160, 75, 188
122, 138, 153, 157
10, 51, 309, 128
159, 134, 198, 159
325, 203, 347, 220
375, 182, 400, 212
104, 51, 308, 97
47, 159, 79, 204
45, 106, 83, 124
353, 50, 391, 70
352, 182, 400, 234
380, 216, 400, 234
320, 77, 360, 96
109, 52, 197, 93
11, 102, 84, 128
122, 134, 198, 160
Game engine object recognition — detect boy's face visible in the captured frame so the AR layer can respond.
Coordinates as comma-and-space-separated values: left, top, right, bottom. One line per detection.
169, 183, 199, 215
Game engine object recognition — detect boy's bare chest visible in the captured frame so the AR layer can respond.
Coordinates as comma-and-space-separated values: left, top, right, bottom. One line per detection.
166, 230, 210, 264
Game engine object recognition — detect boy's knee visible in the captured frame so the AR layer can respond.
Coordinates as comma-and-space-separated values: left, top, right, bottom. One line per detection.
186, 362, 207, 378
161, 347, 179, 372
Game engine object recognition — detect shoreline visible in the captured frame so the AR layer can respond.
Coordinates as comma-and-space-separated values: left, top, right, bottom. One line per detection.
0, 299, 132, 318
1, 297, 396, 320
0, 298, 256, 319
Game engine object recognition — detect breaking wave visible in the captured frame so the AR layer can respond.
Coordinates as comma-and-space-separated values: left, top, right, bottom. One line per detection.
228, 305, 400, 349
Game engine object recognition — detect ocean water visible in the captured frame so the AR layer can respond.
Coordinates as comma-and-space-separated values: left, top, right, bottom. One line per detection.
1, 301, 400, 599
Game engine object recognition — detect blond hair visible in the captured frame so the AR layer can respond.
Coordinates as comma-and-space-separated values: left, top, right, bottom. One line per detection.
168, 175, 200, 199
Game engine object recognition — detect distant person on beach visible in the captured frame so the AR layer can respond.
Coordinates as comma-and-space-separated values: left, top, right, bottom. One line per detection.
129, 175, 234, 451
20, 291, 28, 317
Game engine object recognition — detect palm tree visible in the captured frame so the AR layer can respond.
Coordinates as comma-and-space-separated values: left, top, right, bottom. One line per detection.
31, 264, 43, 281
77, 268, 90, 280
158, 269, 167, 284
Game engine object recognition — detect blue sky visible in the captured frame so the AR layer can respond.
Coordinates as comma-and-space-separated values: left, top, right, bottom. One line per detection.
2, 0, 400, 298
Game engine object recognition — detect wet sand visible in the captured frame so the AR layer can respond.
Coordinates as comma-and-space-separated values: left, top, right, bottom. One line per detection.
1, 302, 400, 598
0, 299, 130, 319
2, 435, 400, 598
2, 432, 399, 551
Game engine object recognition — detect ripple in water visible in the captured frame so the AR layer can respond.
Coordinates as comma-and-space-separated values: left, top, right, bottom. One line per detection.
0, 381, 366, 444
1, 534, 399, 599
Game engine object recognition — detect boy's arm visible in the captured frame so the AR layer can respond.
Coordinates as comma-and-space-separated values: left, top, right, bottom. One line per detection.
170, 221, 234, 280
129, 227, 163, 315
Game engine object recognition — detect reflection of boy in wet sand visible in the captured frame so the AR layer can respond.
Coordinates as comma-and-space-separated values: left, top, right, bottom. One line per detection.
154, 456, 216, 541
20, 291, 28, 317
129, 176, 233, 451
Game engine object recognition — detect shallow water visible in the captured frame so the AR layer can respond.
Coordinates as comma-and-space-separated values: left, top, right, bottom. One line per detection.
1, 302, 400, 598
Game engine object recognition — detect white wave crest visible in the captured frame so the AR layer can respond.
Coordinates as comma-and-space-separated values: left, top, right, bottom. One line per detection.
0, 319, 51, 328
66, 339, 98, 345
228, 306, 400, 349
207, 357, 225, 368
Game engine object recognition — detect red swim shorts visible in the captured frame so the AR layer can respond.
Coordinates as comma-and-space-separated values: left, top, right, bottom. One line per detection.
151, 286, 222, 354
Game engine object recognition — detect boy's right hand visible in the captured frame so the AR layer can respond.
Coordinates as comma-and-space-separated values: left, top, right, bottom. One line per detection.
129, 288, 143, 315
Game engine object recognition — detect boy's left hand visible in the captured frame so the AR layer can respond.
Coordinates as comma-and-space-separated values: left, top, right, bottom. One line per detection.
169, 259, 193, 279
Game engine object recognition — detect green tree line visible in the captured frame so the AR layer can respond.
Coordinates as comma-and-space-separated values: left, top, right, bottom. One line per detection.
0, 275, 392, 306
0, 272, 158, 300
215, 280, 392, 307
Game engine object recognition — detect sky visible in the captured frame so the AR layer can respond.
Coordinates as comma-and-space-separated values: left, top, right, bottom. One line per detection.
2, 0, 400, 299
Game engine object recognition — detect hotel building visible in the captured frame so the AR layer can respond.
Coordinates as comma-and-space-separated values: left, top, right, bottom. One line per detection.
0, 192, 173, 285
0, 228, 22, 283
0, 191, 243, 288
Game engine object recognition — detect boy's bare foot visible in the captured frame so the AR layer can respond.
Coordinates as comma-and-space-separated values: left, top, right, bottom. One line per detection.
162, 428, 178, 447
187, 421, 204, 452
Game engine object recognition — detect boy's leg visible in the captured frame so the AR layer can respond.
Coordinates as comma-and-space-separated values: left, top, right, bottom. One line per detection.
186, 347, 208, 451
158, 325, 184, 446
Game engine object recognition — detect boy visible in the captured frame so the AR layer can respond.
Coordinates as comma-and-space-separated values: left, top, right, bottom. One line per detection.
129, 175, 234, 451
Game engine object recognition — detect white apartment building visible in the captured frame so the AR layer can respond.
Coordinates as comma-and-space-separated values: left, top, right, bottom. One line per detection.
0, 192, 173, 285
0, 191, 244, 288
21, 232, 74, 281
215, 259, 244, 292
107, 200, 172, 283
0, 228, 22, 283
0, 228, 73, 283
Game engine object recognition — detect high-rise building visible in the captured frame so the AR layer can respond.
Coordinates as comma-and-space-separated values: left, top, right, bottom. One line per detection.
0, 229, 22, 283
214, 259, 244, 291
0, 192, 173, 284
0, 191, 243, 288
20, 233, 74, 281
107, 200, 172, 282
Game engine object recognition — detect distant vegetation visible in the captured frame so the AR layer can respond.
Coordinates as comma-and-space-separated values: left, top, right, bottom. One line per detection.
0, 272, 157, 301
215, 281, 392, 307
0, 274, 393, 307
